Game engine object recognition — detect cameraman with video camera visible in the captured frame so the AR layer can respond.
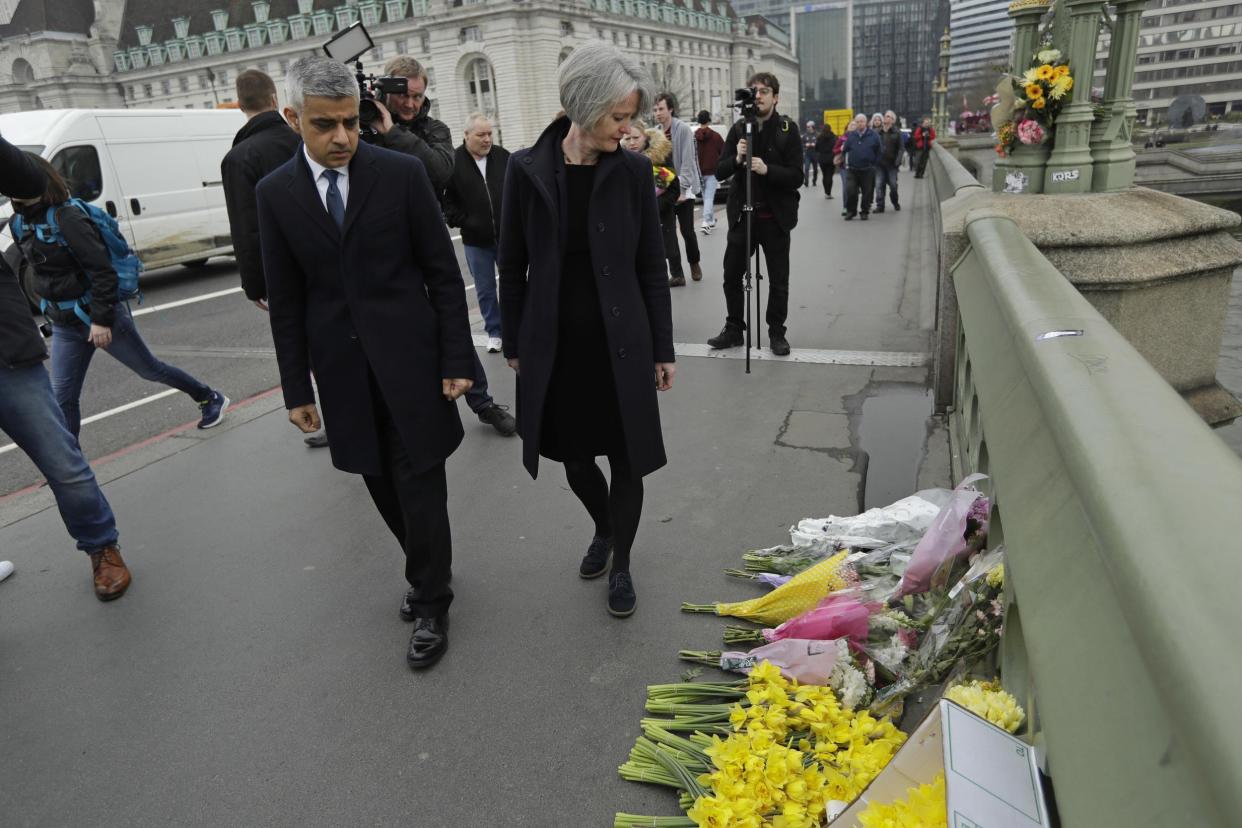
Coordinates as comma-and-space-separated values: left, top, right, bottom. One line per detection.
364, 52, 515, 437
367, 56, 454, 191
706, 73, 802, 357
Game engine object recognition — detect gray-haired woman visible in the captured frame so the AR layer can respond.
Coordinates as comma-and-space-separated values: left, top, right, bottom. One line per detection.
498, 41, 675, 618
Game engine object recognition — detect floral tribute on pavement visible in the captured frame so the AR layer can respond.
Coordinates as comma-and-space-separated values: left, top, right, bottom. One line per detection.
615, 479, 1017, 827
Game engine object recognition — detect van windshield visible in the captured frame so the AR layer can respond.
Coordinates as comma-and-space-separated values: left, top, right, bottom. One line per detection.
0, 145, 45, 207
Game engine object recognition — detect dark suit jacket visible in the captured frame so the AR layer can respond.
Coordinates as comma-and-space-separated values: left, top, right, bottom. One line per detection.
256, 141, 476, 476
222, 111, 301, 301
498, 116, 673, 480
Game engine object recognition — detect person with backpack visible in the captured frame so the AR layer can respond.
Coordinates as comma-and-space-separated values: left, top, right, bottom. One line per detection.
9, 154, 229, 437
0, 136, 131, 601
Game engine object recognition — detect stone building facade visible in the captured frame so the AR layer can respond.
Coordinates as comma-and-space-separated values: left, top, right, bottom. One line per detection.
0, 0, 798, 148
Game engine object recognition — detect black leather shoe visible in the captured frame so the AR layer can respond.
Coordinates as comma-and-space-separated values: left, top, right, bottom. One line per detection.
707, 326, 744, 350
399, 588, 418, 621
304, 433, 329, 448
579, 535, 613, 579
407, 615, 448, 669
607, 571, 637, 618
769, 335, 791, 357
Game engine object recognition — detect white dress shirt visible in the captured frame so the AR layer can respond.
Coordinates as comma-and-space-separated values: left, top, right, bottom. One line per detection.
302, 145, 350, 212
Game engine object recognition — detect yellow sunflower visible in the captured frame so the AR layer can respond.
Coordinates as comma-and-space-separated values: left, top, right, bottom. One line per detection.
1024, 83, 1044, 100
1053, 64, 1070, 79
1032, 97, 1047, 110
1035, 64, 1055, 81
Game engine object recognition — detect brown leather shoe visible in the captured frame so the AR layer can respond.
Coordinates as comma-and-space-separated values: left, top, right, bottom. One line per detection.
690, 262, 703, 281
89, 546, 131, 601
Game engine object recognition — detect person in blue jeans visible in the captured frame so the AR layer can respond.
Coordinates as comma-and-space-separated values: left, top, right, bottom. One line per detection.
9, 155, 229, 437
0, 136, 131, 600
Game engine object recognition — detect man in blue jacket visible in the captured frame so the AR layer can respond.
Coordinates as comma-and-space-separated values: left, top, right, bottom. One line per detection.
842, 113, 882, 221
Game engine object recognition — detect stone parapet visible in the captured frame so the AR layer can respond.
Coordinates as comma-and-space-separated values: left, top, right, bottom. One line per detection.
936, 184, 1242, 424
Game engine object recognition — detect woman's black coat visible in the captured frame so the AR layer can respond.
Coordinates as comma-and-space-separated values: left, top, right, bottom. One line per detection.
498, 117, 674, 480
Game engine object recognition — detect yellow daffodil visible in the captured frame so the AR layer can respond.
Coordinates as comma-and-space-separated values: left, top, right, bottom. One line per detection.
946, 680, 1026, 733
687, 795, 735, 828
857, 773, 948, 827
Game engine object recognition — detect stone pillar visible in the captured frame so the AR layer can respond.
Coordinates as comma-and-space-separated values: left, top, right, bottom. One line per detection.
936, 29, 956, 147
994, 0, 1052, 191
1043, 0, 1105, 193
1089, 0, 1148, 191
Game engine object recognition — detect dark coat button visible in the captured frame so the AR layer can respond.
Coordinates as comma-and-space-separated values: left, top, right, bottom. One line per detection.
523, 156, 532, 164
611, 306, 621, 317
597, 222, 605, 232
617, 347, 628, 358
349, 332, 359, 341
602, 265, 611, 276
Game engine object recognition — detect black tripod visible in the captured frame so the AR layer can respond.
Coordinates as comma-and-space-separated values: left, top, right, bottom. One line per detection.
740, 114, 765, 374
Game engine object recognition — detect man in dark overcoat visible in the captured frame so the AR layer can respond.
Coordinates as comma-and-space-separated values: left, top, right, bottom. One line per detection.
497, 115, 674, 483
256, 56, 475, 670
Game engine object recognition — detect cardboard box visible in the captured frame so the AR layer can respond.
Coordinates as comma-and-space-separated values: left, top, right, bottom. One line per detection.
830, 700, 1052, 827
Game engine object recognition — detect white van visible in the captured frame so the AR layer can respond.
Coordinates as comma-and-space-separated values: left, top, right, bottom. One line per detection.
0, 108, 247, 270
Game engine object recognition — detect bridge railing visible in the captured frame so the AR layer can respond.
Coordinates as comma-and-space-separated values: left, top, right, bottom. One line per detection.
951, 210, 1242, 827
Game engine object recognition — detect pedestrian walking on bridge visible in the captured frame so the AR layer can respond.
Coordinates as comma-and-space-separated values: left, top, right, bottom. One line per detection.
0, 137, 130, 601
843, 113, 882, 220
499, 41, 675, 618
8, 156, 229, 439
258, 56, 476, 670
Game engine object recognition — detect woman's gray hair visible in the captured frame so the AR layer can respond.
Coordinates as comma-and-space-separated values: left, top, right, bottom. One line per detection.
285, 56, 359, 114
557, 40, 654, 129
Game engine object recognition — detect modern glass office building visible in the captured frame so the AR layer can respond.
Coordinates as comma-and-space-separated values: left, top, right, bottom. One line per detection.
790, 1, 852, 119
1097, 0, 1242, 124
947, 0, 1013, 106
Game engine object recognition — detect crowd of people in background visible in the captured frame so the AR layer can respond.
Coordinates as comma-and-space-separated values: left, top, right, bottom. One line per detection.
798, 111, 937, 221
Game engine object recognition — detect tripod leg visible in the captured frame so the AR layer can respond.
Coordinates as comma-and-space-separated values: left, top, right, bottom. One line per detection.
754, 246, 763, 351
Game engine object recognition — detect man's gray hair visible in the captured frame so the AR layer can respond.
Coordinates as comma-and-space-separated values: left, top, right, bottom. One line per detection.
285, 56, 359, 113
884, 110, 896, 119
464, 112, 491, 135
557, 40, 653, 129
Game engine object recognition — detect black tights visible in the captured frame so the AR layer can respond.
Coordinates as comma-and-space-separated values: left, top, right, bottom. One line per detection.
563, 456, 644, 573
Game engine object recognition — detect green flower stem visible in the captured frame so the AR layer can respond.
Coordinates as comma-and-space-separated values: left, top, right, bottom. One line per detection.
645, 701, 736, 716
677, 650, 723, 669
724, 568, 757, 580
680, 603, 719, 614
614, 815, 697, 828
723, 626, 767, 645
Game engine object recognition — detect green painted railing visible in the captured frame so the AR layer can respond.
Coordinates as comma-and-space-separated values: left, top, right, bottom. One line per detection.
950, 212, 1242, 827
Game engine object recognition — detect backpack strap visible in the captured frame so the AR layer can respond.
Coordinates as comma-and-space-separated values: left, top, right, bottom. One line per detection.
39, 297, 92, 327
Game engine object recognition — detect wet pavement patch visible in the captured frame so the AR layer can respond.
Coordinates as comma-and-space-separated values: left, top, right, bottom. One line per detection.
777, 411, 851, 450
857, 385, 934, 509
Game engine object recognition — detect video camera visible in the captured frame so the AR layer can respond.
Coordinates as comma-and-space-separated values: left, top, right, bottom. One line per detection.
734, 87, 758, 121
324, 21, 408, 137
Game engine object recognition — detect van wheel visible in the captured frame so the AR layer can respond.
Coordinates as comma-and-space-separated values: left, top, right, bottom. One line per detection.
182, 258, 210, 268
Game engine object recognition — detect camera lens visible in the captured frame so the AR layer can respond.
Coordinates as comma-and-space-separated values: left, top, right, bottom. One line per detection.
359, 98, 379, 128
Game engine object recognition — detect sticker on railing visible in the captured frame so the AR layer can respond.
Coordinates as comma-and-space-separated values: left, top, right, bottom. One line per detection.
1035, 329, 1084, 341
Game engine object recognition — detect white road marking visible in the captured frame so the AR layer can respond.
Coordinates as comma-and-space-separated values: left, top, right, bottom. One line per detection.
0, 389, 180, 456
132, 287, 243, 316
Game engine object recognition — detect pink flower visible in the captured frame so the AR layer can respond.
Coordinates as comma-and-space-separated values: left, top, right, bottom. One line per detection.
1017, 119, 1046, 145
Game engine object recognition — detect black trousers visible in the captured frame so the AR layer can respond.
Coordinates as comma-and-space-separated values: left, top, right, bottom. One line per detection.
673, 199, 700, 265
819, 162, 835, 195
845, 168, 876, 217
660, 202, 683, 279
363, 389, 453, 617
722, 216, 791, 337
914, 148, 931, 177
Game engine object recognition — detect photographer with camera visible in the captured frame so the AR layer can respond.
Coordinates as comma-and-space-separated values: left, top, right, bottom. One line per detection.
0, 135, 132, 601
367, 56, 453, 192
364, 53, 515, 437
705, 73, 802, 357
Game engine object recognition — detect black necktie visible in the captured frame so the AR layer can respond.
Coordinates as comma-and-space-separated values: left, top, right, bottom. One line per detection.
323, 169, 345, 230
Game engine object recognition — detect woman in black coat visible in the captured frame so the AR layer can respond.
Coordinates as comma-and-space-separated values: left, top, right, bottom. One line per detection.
498, 41, 674, 618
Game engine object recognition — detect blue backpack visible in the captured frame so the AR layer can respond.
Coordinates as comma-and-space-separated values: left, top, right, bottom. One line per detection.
10, 198, 143, 326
